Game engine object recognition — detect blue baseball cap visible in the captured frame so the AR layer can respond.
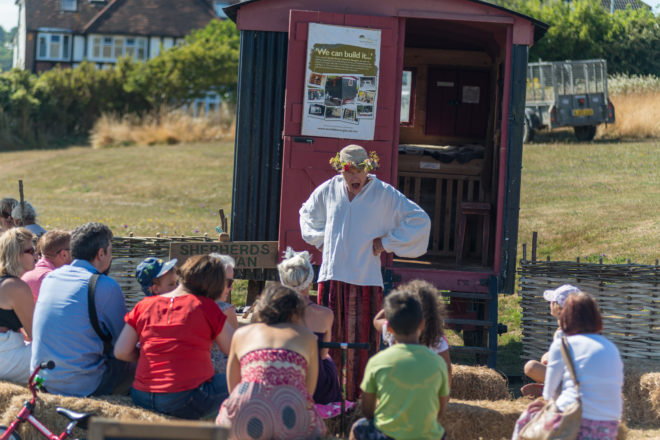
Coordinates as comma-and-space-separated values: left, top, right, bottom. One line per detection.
136, 257, 178, 296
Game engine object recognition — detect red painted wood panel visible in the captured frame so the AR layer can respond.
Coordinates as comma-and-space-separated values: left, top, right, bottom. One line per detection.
279, 10, 403, 258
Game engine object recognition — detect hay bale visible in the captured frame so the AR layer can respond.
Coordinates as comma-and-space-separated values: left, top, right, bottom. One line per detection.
451, 365, 511, 401
0, 393, 169, 440
440, 397, 527, 440
0, 380, 30, 411
623, 361, 660, 427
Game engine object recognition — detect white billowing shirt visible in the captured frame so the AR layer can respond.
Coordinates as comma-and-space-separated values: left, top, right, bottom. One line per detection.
543, 334, 623, 421
299, 174, 431, 287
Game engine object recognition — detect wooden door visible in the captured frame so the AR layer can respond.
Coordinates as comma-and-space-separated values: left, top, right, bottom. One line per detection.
425, 67, 490, 138
278, 10, 404, 260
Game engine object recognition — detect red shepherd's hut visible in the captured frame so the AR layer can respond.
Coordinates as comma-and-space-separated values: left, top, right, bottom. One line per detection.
224, 0, 547, 366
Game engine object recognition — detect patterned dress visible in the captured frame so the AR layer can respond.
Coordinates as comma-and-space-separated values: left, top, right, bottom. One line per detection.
217, 348, 326, 439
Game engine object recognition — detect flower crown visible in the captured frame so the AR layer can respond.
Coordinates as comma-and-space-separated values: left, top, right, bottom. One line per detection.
329, 151, 380, 172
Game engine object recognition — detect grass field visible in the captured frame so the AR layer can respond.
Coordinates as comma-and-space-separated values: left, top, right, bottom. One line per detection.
2, 138, 657, 374
1, 138, 659, 435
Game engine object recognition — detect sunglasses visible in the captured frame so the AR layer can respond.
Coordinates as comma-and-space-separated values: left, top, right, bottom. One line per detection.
24, 247, 36, 255
226, 279, 234, 288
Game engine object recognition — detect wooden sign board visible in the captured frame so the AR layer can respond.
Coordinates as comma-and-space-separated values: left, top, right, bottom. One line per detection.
88, 417, 228, 440
169, 241, 278, 269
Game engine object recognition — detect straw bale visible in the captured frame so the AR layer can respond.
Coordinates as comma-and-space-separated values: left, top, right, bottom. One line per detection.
623, 361, 660, 427
0, 381, 30, 412
0, 393, 168, 440
451, 365, 511, 401
440, 398, 527, 440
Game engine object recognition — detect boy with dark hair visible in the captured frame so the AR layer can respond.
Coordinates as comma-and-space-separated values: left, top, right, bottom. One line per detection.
350, 289, 450, 440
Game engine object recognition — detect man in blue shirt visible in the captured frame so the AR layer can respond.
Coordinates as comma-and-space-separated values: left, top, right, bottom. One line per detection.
31, 222, 131, 397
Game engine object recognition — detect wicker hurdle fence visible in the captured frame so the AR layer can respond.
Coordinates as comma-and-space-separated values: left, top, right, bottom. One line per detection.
111, 235, 216, 308
519, 235, 660, 363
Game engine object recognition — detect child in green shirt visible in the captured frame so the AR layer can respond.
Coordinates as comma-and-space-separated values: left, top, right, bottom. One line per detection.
350, 288, 450, 440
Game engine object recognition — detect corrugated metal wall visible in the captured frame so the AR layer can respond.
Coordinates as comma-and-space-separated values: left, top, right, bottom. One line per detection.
231, 30, 288, 280
500, 44, 528, 294
231, 30, 288, 241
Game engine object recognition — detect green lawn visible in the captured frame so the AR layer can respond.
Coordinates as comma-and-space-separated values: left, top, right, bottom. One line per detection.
1, 138, 658, 377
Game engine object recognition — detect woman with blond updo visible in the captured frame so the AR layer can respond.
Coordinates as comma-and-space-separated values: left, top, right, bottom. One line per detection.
278, 247, 342, 406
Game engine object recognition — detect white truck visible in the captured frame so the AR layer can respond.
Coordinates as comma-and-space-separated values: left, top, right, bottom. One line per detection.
524, 59, 615, 142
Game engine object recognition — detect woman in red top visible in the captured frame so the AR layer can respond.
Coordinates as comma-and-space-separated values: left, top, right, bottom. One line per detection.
114, 254, 235, 419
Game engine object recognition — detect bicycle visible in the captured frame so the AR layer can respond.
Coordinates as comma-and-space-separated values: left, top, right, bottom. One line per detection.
0, 361, 93, 440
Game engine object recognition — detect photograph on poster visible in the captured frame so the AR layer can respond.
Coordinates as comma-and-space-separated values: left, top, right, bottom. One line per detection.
309, 104, 326, 118
308, 88, 324, 101
357, 104, 374, 118
360, 76, 377, 90
309, 73, 326, 87
343, 107, 359, 124
325, 75, 359, 106
357, 90, 376, 104
325, 106, 343, 119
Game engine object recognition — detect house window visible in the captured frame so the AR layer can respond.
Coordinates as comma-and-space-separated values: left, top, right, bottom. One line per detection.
36, 32, 72, 61
213, 1, 229, 18
400, 69, 416, 125
61, 0, 76, 11
90, 35, 148, 61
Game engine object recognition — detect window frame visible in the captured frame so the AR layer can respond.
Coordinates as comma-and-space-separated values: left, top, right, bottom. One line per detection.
36, 32, 72, 61
61, 0, 77, 12
400, 67, 417, 127
88, 34, 148, 62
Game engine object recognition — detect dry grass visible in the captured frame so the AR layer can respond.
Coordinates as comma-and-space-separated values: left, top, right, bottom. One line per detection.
90, 106, 235, 149
623, 362, 660, 428
598, 92, 660, 140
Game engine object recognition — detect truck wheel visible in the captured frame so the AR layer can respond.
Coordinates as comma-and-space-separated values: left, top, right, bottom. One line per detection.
522, 117, 534, 143
574, 125, 597, 141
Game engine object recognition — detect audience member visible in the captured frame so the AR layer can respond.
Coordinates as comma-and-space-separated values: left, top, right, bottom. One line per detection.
209, 253, 238, 375
31, 222, 131, 397
278, 247, 342, 406
0, 228, 37, 383
11, 201, 47, 238
521, 284, 580, 397
217, 284, 327, 439
351, 288, 449, 440
373, 279, 453, 383
512, 291, 623, 440
0, 198, 18, 234
135, 257, 178, 297
21, 230, 72, 302
115, 254, 234, 419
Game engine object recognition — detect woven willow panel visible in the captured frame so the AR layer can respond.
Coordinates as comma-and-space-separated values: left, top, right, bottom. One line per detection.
519, 260, 660, 362
111, 236, 216, 308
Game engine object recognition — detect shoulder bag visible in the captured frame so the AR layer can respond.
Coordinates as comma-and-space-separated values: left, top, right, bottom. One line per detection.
88, 273, 113, 357
519, 337, 582, 440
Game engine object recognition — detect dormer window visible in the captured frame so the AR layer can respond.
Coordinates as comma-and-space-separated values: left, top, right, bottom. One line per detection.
61, 0, 77, 11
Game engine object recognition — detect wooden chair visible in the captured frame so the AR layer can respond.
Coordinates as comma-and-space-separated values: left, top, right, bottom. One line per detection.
87, 417, 229, 440
455, 201, 491, 266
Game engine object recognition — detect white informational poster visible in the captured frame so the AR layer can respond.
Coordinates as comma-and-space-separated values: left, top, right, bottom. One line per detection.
301, 23, 381, 141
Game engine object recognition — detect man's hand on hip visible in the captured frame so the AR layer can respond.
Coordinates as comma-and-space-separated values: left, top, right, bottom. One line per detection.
373, 238, 385, 256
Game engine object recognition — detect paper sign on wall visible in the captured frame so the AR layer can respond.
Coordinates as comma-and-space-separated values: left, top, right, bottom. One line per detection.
301, 23, 381, 140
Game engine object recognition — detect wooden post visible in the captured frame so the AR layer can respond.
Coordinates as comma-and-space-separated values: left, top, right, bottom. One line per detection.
531, 231, 538, 263
218, 209, 230, 303
246, 280, 264, 308
18, 180, 25, 227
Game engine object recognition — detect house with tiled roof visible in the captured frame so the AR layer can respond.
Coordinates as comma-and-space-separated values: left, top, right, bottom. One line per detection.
13, 0, 230, 72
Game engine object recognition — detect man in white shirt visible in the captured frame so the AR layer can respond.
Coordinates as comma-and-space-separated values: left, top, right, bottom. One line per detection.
299, 144, 430, 400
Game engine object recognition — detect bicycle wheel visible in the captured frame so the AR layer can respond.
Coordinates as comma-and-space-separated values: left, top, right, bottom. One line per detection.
0, 426, 22, 440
